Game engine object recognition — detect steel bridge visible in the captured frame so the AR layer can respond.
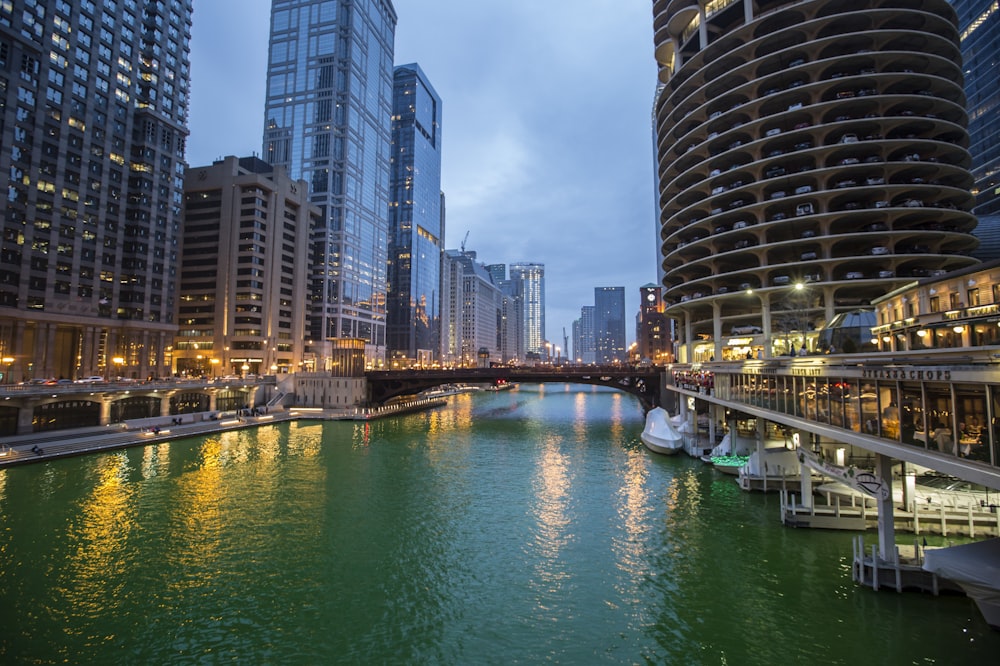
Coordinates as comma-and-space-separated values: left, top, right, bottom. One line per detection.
366, 366, 663, 409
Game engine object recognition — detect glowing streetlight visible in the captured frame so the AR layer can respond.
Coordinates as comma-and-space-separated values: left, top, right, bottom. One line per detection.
210, 358, 220, 377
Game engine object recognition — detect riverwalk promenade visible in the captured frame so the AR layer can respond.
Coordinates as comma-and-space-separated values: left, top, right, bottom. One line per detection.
0, 397, 448, 468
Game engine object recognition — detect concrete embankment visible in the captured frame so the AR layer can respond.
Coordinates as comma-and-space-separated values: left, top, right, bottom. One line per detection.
0, 398, 447, 468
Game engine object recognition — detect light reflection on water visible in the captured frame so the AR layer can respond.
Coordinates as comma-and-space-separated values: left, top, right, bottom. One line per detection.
0, 388, 998, 663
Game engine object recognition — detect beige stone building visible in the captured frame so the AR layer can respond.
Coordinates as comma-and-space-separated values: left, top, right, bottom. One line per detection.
177, 156, 319, 378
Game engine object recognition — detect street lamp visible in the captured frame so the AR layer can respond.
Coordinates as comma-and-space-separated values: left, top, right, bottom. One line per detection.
210, 358, 220, 377
270, 363, 278, 376
112, 356, 125, 380
241, 363, 250, 378
2, 356, 13, 384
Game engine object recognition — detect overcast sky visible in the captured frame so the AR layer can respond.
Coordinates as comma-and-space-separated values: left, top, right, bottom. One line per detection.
187, 1, 659, 353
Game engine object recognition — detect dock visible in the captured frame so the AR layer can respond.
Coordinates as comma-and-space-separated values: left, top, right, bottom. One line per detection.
851, 535, 966, 595
781, 490, 1000, 538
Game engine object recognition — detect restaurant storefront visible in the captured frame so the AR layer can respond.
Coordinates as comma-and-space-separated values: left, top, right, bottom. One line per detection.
708, 361, 1000, 469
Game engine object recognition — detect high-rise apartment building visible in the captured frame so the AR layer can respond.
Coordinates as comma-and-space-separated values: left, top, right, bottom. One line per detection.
484, 263, 524, 362
179, 156, 317, 378
652, 0, 980, 363
574, 305, 596, 364
387, 63, 442, 367
509, 263, 545, 357
262, 0, 397, 367
0, 0, 193, 382
595, 287, 626, 364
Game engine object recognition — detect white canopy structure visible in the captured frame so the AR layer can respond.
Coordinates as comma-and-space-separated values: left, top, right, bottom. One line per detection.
923, 538, 1000, 629
641, 407, 684, 455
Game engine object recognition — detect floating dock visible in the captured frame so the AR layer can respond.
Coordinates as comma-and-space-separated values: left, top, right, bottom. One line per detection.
781, 491, 1000, 538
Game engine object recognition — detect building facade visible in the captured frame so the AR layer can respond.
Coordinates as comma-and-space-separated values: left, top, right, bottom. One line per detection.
950, 0, 999, 218
178, 156, 317, 378
636, 283, 672, 364
440, 249, 503, 366
387, 63, 442, 367
0, 0, 193, 382
595, 287, 626, 364
262, 0, 397, 366
509, 262, 545, 357
574, 305, 596, 364
652, 0, 980, 364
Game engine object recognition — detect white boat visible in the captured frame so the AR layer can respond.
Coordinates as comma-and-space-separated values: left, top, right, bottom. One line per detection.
641, 407, 684, 455
923, 538, 1000, 629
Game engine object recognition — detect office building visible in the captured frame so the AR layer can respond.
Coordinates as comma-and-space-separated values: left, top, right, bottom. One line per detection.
387, 63, 443, 367
574, 305, 596, 364
949, 1, 1000, 260
595, 287, 626, 364
0, 0, 193, 382
441, 249, 503, 366
262, 0, 397, 367
509, 263, 545, 357
652, 0, 980, 363
637, 284, 672, 364
951, 0, 1000, 218
178, 156, 317, 378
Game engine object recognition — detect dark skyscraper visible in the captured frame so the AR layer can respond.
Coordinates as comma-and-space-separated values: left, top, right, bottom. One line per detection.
387, 64, 442, 366
949, 1, 1000, 260
262, 0, 397, 367
0, 0, 193, 381
951, 0, 999, 217
595, 287, 626, 364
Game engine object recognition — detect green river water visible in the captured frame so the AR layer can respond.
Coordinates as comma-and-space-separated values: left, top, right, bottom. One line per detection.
1, 385, 997, 664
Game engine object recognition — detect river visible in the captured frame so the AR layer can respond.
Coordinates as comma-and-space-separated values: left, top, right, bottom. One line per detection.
0, 385, 996, 663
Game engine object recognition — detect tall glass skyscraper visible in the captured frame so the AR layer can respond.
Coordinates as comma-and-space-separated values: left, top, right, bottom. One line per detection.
387, 63, 442, 366
510, 263, 545, 356
951, 0, 999, 217
594, 287, 626, 364
0, 0, 192, 382
262, 0, 397, 366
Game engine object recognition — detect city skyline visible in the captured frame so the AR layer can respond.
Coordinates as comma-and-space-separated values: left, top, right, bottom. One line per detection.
186, 0, 658, 346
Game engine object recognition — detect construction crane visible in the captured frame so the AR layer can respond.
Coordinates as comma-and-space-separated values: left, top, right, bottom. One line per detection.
460, 230, 469, 252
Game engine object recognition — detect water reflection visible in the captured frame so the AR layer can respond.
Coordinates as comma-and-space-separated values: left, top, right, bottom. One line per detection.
141, 442, 171, 479
63, 452, 137, 612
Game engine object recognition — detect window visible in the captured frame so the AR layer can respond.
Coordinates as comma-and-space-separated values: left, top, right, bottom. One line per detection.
968, 288, 980, 307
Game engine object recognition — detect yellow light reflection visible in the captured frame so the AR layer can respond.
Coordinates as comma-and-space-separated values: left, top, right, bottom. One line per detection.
530, 435, 572, 587
63, 452, 137, 612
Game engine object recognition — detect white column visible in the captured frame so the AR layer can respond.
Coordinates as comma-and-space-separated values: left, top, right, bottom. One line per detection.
875, 453, 896, 558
